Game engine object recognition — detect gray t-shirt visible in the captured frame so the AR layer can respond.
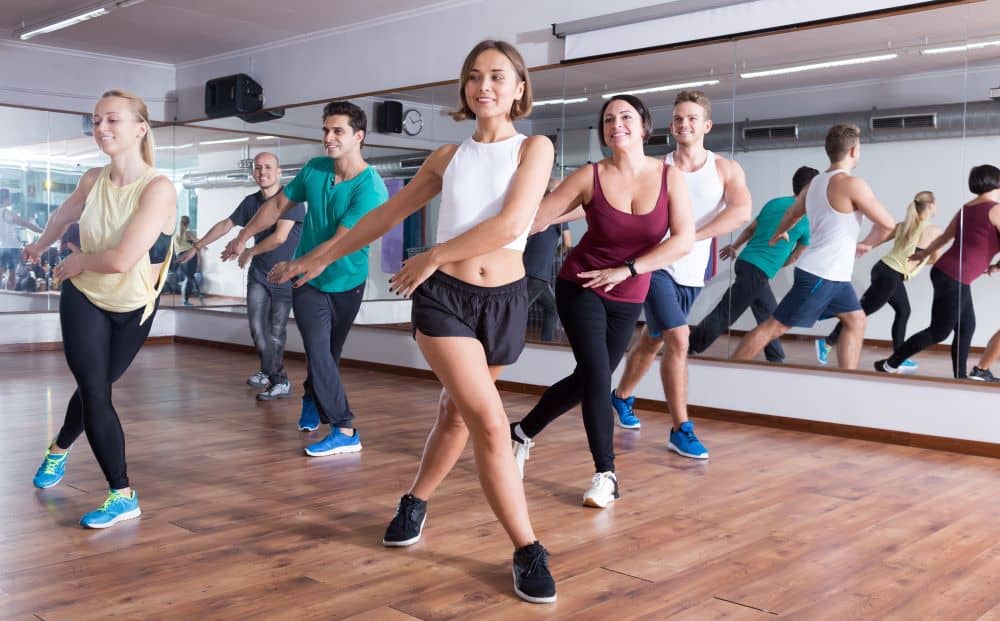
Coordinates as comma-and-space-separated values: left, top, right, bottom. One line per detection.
229, 188, 306, 289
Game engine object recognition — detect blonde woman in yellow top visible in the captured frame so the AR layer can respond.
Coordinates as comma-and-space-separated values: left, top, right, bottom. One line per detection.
816, 191, 941, 370
23, 90, 176, 529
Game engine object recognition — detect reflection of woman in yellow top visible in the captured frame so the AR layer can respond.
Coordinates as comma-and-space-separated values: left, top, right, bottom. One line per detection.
23, 90, 176, 529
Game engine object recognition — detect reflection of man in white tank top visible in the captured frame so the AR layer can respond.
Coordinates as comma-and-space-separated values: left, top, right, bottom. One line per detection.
732, 123, 895, 369
0, 189, 43, 289
611, 91, 751, 460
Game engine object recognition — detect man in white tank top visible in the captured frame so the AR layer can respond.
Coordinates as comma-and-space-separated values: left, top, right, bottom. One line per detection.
1, 189, 42, 290
732, 124, 895, 369
611, 91, 751, 460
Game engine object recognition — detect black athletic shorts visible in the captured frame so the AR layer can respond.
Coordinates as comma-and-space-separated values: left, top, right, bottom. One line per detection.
411, 270, 528, 366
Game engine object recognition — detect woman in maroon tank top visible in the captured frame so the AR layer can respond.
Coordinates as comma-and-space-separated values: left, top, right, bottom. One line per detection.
509, 94, 694, 508
877, 164, 1000, 378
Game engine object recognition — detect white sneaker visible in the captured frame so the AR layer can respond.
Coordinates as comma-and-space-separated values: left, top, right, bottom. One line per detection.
256, 380, 291, 401
512, 431, 535, 480
582, 471, 619, 508
246, 370, 270, 387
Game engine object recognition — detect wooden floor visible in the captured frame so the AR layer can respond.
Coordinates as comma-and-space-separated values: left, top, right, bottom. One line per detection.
3, 344, 999, 620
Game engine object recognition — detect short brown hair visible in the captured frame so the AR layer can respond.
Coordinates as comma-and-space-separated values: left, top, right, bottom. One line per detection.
674, 90, 711, 119
452, 40, 532, 122
825, 123, 861, 162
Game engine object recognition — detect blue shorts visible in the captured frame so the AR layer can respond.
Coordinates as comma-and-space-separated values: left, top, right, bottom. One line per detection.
773, 268, 861, 328
644, 269, 702, 338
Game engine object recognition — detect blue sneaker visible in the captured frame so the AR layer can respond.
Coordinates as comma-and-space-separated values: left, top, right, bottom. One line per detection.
611, 391, 641, 429
668, 421, 709, 459
898, 359, 919, 374
298, 395, 320, 431
305, 428, 362, 457
80, 489, 141, 529
33, 449, 69, 489
815, 338, 832, 365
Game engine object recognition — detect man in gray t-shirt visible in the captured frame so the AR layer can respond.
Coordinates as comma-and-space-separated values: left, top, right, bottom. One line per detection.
179, 152, 305, 397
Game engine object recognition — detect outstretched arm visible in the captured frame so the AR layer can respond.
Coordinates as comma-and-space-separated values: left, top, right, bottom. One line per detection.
222, 192, 295, 260
23, 167, 101, 261
180, 217, 234, 263
530, 166, 587, 233
719, 220, 757, 260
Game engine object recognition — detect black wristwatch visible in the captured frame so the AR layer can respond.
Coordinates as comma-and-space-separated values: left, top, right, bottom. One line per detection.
624, 258, 637, 277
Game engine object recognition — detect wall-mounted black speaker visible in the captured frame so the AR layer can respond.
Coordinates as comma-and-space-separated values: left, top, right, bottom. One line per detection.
377, 100, 403, 133
239, 108, 285, 124
205, 73, 263, 118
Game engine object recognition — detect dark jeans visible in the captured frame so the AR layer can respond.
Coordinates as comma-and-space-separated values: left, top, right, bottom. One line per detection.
247, 279, 293, 385
888, 267, 975, 378
527, 276, 558, 342
689, 259, 784, 362
519, 278, 642, 473
55, 280, 157, 489
179, 255, 202, 302
293, 282, 365, 427
829, 261, 909, 350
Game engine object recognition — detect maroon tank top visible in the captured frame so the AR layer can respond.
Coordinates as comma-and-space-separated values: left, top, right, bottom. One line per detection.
559, 163, 670, 303
935, 201, 1000, 284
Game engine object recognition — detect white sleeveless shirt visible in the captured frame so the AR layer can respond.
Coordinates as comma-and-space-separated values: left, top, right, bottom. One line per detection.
663, 150, 726, 287
796, 169, 862, 282
436, 133, 532, 252
0, 209, 22, 249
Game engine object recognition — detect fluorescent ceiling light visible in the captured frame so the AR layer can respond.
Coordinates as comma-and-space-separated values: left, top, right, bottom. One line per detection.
155, 143, 194, 151
920, 39, 1000, 56
740, 53, 898, 79
199, 137, 249, 146
533, 97, 589, 107
14, 1, 144, 41
601, 80, 720, 99
255, 135, 277, 140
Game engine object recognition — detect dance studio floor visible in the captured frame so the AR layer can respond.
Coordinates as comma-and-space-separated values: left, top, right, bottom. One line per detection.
3, 344, 999, 619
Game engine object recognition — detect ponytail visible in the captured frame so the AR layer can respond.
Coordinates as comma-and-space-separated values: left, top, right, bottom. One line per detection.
900, 190, 935, 242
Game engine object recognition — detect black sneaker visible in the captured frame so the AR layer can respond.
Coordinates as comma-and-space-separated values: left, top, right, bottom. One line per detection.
512, 541, 557, 604
970, 366, 1000, 383
382, 494, 427, 547
873, 359, 900, 374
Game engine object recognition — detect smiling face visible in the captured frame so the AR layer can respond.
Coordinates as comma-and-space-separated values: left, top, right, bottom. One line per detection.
602, 99, 645, 150
92, 96, 147, 158
252, 152, 280, 190
462, 48, 526, 122
321, 114, 363, 159
670, 100, 712, 147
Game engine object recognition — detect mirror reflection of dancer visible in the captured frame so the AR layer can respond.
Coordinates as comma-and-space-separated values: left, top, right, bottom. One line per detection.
875, 165, 1000, 379
271, 40, 558, 604
510, 94, 693, 509
816, 191, 942, 371
25, 90, 176, 529
732, 124, 896, 369
0, 188, 43, 289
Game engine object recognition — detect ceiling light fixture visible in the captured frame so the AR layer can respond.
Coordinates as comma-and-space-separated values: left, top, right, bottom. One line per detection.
533, 97, 590, 107
155, 143, 194, 151
255, 135, 277, 140
740, 53, 898, 79
199, 137, 249, 146
14, 1, 145, 41
920, 39, 1000, 56
601, 79, 721, 99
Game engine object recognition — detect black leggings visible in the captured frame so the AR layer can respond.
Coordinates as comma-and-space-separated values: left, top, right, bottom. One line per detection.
518, 278, 642, 473
887, 267, 975, 378
55, 280, 156, 489
829, 261, 909, 350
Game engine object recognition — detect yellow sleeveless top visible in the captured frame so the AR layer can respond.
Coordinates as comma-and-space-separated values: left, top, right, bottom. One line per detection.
71, 166, 173, 324
880, 219, 929, 280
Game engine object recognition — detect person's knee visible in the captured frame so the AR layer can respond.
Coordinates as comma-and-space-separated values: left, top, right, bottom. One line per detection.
663, 326, 689, 356
437, 391, 468, 432
841, 312, 866, 332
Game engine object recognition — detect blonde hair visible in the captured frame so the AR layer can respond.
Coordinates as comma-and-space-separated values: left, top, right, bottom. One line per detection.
100, 89, 155, 167
824, 123, 861, 162
451, 40, 532, 122
900, 190, 935, 241
674, 90, 712, 119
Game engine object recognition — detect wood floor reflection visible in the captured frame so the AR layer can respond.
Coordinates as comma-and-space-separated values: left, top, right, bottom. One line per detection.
3, 344, 998, 620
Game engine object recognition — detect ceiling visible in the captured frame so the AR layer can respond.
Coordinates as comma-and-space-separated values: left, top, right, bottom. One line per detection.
3, 0, 462, 63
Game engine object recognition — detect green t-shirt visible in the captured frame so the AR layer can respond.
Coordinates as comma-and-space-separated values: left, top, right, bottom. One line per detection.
284, 158, 388, 293
738, 196, 811, 279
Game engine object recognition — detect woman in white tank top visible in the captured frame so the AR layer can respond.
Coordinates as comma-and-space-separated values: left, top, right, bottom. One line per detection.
270, 40, 557, 604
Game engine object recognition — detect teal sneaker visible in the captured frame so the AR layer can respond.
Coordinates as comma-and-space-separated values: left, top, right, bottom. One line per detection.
297, 395, 320, 431
33, 449, 69, 489
898, 359, 919, 374
80, 489, 141, 529
305, 428, 362, 457
668, 421, 709, 459
611, 391, 641, 429
815, 338, 832, 365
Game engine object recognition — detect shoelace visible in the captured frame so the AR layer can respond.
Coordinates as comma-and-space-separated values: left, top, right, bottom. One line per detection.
591, 473, 614, 492
521, 547, 549, 578
42, 455, 63, 475
99, 490, 129, 511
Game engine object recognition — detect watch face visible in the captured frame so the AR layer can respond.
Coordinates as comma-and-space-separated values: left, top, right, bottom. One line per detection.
403, 109, 423, 136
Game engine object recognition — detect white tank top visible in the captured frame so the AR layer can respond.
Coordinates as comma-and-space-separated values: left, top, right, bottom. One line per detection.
436, 134, 532, 252
796, 169, 862, 282
663, 150, 725, 287
0, 209, 22, 248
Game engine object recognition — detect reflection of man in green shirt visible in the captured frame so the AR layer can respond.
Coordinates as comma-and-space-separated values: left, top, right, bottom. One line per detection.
223, 101, 388, 452
689, 166, 818, 361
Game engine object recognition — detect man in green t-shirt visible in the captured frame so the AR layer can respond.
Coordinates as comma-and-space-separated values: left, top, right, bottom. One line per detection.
689, 166, 818, 361
223, 101, 388, 454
